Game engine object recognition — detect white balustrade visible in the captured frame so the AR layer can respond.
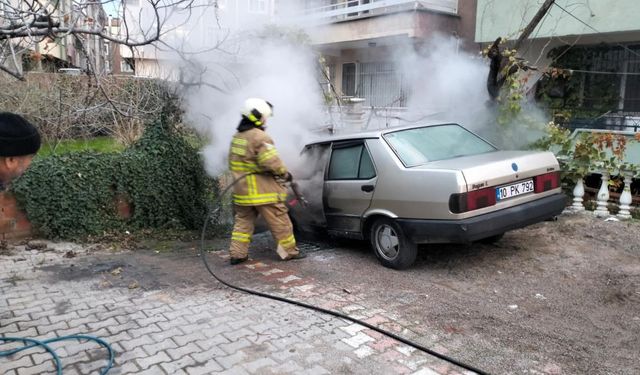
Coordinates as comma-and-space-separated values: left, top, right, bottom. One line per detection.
571, 177, 585, 211
568, 170, 636, 219
593, 172, 611, 218
294, 0, 458, 24
617, 173, 633, 220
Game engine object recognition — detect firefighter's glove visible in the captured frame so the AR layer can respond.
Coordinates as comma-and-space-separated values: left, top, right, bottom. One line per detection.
283, 172, 293, 183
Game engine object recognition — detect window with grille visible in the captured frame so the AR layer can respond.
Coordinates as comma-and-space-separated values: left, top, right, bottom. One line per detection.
342, 63, 356, 97
341, 62, 407, 107
623, 61, 640, 112
357, 62, 406, 107
551, 44, 640, 115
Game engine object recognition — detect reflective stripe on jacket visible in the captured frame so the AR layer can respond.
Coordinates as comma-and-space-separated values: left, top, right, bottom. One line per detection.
228, 128, 289, 206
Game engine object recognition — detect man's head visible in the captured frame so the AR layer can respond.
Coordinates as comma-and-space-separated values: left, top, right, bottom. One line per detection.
0, 112, 41, 186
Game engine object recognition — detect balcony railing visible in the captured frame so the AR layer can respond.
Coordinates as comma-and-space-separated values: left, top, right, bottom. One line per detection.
295, 0, 458, 25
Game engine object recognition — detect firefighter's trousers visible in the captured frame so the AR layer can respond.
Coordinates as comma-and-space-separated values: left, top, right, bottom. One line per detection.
229, 203, 299, 260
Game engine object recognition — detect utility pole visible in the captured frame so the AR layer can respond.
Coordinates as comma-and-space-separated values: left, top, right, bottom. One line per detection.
514, 0, 556, 51
487, 0, 556, 99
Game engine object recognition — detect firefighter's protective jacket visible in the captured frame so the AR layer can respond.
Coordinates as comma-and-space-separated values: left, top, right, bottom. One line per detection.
228, 127, 289, 206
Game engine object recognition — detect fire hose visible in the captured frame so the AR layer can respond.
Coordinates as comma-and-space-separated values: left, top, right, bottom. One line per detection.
0, 335, 114, 375
200, 173, 491, 375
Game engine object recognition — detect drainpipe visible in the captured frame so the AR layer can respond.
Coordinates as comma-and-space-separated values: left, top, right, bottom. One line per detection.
452, 31, 460, 55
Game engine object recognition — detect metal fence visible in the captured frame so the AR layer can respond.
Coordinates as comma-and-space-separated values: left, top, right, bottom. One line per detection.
567, 114, 640, 133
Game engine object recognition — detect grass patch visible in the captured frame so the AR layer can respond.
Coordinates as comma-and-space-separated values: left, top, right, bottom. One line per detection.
39, 137, 124, 157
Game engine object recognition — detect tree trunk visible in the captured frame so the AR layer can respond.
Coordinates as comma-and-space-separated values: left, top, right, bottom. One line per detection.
486, 0, 556, 99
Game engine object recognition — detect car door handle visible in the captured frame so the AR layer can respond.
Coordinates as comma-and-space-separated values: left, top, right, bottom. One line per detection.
361, 185, 375, 192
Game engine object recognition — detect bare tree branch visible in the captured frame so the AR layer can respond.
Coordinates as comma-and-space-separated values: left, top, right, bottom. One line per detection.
1, 0, 221, 79
0, 62, 25, 80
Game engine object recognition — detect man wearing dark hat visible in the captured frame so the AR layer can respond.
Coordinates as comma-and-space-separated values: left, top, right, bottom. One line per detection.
0, 112, 41, 190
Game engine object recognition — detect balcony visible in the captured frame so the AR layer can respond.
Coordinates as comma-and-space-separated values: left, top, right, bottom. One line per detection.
295, 0, 458, 25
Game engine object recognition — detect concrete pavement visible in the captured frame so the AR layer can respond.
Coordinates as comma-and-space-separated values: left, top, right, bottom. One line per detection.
0, 240, 469, 374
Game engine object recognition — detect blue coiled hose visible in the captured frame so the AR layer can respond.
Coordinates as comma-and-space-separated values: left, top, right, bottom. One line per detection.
0, 335, 114, 375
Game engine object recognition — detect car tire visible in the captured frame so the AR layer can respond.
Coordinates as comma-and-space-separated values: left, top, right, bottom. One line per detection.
370, 218, 417, 270
477, 233, 504, 244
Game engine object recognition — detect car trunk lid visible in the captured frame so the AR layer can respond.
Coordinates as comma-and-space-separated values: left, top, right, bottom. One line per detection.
417, 150, 559, 190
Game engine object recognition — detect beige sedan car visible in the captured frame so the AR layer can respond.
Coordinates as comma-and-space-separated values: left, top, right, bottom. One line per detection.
290, 123, 566, 269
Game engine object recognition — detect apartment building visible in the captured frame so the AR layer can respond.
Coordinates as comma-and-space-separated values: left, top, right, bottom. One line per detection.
0, 0, 110, 75
285, 0, 478, 108
70, 1, 110, 74
120, 0, 278, 78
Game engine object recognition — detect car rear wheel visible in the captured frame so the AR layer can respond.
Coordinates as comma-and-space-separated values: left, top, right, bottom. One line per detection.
370, 218, 417, 269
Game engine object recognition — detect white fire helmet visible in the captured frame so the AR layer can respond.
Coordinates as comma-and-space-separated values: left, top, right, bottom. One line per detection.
242, 98, 273, 126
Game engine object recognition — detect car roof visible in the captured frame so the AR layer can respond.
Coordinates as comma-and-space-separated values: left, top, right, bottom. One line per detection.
305, 122, 458, 147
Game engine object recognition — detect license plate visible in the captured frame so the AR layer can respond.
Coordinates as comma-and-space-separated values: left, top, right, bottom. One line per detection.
496, 179, 534, 200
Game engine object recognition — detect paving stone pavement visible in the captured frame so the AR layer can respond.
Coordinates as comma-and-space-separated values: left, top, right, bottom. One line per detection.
0, 243, 474, 375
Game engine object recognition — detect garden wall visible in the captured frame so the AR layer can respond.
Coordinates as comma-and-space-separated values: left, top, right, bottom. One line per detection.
0, 192, 32, 240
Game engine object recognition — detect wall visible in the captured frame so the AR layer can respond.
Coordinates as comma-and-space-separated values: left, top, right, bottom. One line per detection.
310, 11, 420, 45
0, 191, 133, 240
455, 0, 477, 50
0, 192, 32, 240
476, 0, 640, 43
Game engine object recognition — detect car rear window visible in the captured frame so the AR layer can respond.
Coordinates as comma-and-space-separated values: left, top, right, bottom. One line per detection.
383, 124, 497, 167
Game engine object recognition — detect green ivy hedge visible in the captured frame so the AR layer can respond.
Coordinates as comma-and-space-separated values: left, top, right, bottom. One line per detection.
12, 119, 218, 239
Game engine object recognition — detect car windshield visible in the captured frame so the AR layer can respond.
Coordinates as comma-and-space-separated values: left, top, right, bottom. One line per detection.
383, 124, 497, 167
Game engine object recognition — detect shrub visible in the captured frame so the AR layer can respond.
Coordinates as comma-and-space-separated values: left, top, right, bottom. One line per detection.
12, 118, 217, 239
12, 152, 121, 238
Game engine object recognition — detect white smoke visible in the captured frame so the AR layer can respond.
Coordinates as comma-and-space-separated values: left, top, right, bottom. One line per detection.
181, 39, 325, 175
160, 8, 549, 178
399, 35, 490, 123
155, 8, 326, 176
392, 34, 548, 149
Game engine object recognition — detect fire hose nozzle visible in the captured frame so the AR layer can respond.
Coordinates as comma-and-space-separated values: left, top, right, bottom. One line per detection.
298, 196, 309, 207
289, 181, 309, 208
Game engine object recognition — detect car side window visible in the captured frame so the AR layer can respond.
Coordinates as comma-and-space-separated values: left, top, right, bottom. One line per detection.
358, 147, 376, 179
328, 142, 376, 180
329, 145, 361, 179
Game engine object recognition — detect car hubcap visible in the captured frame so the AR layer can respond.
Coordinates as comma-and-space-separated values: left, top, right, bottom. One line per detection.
376, 225, 399, 260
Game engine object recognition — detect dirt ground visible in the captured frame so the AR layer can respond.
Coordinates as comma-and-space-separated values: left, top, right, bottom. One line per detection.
208, 213, 640, 374
16, 212, 640, 374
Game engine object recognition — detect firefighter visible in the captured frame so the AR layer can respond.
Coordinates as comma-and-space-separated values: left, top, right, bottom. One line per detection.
227, 98, 305, 265
0, 112, 41, 190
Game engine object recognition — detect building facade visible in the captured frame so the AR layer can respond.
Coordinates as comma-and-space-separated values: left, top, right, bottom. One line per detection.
285, 0, 478, 108
0, 0, 110, 75
120, 0, 278, 78
476, 0, 640, 128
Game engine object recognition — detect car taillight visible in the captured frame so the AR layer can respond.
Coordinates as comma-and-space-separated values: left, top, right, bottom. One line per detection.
449, 187, 497, 214
534, 171, 560, 193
